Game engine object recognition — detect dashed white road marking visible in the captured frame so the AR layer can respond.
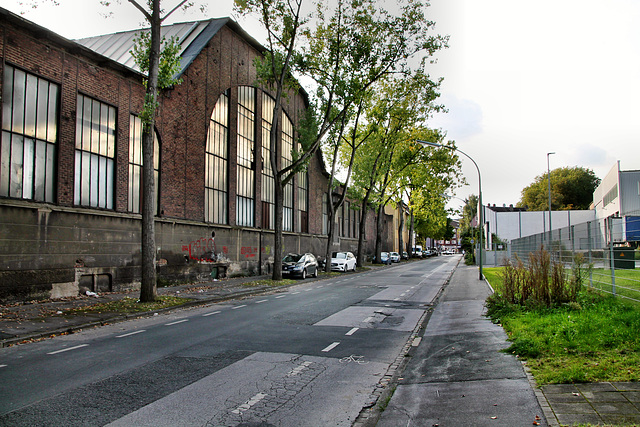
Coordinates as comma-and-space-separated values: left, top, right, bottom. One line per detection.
47, 344, 89, 355
116, 330, 146, 338
231, 392, 268, 414
345, 328, 359, 336
322, 342, 340, 352
0, 365, 7, 368
232, 304, 248, 310
255, 299, 268, 304
292, 291, 301, 294
287, 361, 313, 376
166, 319, 189, 325
203, 310, 221, 317
275, 295, 286, 299
363, 316, 374, 323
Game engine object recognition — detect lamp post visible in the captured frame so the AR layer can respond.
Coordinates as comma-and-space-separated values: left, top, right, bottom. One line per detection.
547, 152, 555, 248
417, 140, 484, 280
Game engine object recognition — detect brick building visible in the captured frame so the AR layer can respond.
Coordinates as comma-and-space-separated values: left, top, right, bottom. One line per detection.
0, 8, 389, 301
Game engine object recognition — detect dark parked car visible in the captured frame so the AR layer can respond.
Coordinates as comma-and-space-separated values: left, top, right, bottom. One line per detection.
282, 253, 319, 279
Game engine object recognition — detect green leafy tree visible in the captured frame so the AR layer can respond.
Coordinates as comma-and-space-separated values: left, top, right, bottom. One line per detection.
518, 166, 601, 211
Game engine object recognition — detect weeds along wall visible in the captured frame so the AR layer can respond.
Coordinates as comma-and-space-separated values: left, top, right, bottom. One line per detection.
509, 215, 640, 304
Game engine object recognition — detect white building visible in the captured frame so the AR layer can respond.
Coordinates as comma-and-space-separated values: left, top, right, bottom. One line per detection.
591, 162, 640, 244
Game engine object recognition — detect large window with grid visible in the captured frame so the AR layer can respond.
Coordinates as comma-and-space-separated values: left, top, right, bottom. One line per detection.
1, 64, 59, 202
297, 167, 308, 233
74, 94, 115, 209
128, 115, 160, 214
261, 94, 275, 229
282, 112, 294, 232
205, 91, 229, 224
237, 86, 255, 227
322, 193, 329, 235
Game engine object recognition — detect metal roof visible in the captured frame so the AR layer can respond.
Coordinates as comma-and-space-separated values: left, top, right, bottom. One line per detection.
74, 19, 228, 77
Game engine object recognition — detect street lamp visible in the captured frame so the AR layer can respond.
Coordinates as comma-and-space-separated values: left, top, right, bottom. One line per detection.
417, 140, 484, 280
547, 152, 555, 247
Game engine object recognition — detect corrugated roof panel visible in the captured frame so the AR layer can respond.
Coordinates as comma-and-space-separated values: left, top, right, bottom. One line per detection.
74, 21, 214, 75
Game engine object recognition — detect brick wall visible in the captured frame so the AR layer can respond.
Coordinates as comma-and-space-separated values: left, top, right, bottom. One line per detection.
0, 10, 388, 301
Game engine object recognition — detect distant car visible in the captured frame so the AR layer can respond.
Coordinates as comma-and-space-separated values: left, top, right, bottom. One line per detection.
379, 251, 391, 265
282, 253, 318, 279
402, 251, 409, 260
331, 251, 357, 272
390, 251, 400, 262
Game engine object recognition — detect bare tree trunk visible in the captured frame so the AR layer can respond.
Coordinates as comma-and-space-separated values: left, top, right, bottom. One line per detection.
139, 0, 161, 302
272, 174, 284, 280
398, 202, 404, 256
409, 207, 415, 257
374, 202, 384, 262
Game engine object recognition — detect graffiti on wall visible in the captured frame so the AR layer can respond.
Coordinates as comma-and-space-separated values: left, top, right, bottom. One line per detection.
182, 235, 273, 262
182, 236, 228, 263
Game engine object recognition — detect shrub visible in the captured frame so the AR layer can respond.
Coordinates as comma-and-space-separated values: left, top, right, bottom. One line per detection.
494, 247, 588, 309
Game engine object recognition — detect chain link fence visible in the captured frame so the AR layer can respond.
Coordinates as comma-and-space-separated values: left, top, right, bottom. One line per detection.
509, 215, 640, 304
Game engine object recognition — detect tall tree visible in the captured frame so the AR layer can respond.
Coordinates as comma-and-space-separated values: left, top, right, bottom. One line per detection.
122, 0, 197, 302
518, 166, 601, 211
237, 0, 447, 278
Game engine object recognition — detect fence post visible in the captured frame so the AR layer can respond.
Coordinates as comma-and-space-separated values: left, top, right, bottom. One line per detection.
571, 225, 575, 271
608, 219, 616, 296
587, 221, 593, 288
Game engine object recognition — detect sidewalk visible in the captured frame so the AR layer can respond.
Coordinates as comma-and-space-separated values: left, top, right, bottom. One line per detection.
376, 264, 640, 427
0, 273, 321, 347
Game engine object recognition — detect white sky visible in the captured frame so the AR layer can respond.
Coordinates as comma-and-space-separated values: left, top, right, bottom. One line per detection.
5, 0, 640, 211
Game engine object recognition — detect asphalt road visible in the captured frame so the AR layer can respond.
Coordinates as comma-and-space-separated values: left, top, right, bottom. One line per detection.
0, 256, 460, 426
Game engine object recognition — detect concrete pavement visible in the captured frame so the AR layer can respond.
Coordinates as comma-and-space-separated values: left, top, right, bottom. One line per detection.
377, 264, 548, 426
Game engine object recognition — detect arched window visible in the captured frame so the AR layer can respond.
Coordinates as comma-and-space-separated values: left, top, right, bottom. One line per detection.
261, 94, 275, 229
282, 111, 294, 232
236, 86, 255, 227
205, 91, 229, 224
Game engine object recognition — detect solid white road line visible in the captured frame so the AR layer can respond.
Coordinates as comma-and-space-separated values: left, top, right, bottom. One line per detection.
322, 342, 340, 352
202, 310, 221, 317
165, 319, 189, 325
116, 330, 146, 338
47, 344, 89, 355
345, 328, 359, 336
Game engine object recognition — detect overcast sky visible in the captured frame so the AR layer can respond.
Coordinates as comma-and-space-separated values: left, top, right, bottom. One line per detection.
5, 0, 640, 211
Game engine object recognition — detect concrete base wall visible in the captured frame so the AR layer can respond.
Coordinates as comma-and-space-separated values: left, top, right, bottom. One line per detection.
0, 203, 374, 302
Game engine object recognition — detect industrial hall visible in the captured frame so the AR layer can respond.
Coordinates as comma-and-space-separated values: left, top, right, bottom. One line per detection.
0, 7, 395, 301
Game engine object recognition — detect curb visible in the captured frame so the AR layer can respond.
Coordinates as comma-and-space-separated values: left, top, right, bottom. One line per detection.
1, 264, 397, 348
0, 282, 306, 348
353, 257, 460, 427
